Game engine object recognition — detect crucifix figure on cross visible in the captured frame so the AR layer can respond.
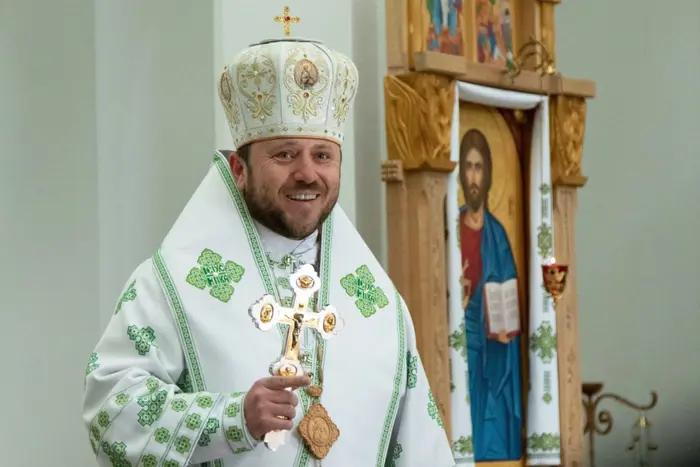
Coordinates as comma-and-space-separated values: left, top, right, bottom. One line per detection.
274, 5, 300, 37
248, 263, 344, 452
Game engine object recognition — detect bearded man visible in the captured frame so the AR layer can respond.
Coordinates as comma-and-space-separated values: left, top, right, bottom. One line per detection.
82, 38, 455, 467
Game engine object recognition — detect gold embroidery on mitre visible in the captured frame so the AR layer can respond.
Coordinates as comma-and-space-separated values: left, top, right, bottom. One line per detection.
235, 51, 278, 123
284, 49, 330, 123
332, 54, 358, 126
218, 67, 240, 130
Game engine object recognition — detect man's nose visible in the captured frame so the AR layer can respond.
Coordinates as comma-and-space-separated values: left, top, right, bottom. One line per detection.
292, 157, 316, 183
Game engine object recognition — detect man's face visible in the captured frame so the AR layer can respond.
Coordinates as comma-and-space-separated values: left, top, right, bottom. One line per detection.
463, 148, 487, 211
231, 138, 341, 239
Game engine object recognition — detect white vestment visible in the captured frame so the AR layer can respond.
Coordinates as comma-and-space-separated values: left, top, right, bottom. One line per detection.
83, 151, 456, 467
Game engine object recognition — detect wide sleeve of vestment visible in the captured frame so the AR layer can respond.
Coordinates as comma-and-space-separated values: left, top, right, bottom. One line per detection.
82, 258, 257, 467
387, 298, 457, 467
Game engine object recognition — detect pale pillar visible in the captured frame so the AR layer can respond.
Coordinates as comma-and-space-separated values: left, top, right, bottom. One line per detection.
0, 1, 99, 464
94, 1, 215, 328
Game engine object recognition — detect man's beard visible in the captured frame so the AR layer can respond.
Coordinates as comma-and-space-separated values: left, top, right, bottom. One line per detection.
465, 183, 486, 212
242, 180, 337, 240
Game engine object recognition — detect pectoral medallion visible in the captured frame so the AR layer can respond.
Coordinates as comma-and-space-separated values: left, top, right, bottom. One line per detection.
297, 403, 340, 459
248, 264, 345, 453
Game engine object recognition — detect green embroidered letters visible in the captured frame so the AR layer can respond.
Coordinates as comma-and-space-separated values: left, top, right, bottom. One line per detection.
340, 265, 389, 317
186, 248, 245, 303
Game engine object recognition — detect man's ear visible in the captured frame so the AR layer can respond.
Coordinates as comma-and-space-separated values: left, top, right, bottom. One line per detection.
229, 152, 246, 189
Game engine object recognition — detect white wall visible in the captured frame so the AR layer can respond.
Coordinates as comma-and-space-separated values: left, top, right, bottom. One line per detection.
95, 1, 215, 329
557, 0, 700, 465
0, 0, 214, 464
0, 2, 99, 464
351, 0, 389, 264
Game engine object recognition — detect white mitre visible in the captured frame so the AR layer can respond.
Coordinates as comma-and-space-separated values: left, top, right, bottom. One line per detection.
218, 38, 359, 149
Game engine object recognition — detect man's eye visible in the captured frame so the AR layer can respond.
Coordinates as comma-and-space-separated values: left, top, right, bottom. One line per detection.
275, 152, 293, 159
317, 153, 330, 160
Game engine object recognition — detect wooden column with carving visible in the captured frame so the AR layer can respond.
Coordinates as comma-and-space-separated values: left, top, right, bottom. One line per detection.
382, 1, 596, 464
551, 95, 588, 467
382, 72, 456, 441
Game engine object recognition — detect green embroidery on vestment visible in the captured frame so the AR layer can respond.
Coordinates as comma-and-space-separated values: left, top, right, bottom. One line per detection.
234, 447, 251, 454
453, 435, 474, 455
427, 389, 444, 428
115, 393, 130, 406
142, 454, 158, 467
115, 280, 137, 314
530, 321, 556, 364
196, 395, 214, 409
174, 435, 191, 454
225, 402, 240, 417
97, 410, 109, 428
340, 265, 390, 317
186, 248, 245, 303
86, 352, 99, 375
375, 289, 407, 467
198, 418, 221, 446
406, 351, 418, 389
127, 325, 155, 356
154, 428, 171, 444
101, 441, 129, 466
137, 389, 167, 427
146, 377, 159, 393
171, 398, 187, 412
185, 413, 203, 430
226, 426, 243, 442
389, 443, 403, 467
163, 460, 181, 467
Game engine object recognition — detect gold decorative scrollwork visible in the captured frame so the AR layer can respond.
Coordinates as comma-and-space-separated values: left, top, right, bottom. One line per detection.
383, 73, 456, 172
550, 95, 588, 186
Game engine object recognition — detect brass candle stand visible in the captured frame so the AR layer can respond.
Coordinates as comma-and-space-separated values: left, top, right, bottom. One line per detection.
582, 383, 659, 467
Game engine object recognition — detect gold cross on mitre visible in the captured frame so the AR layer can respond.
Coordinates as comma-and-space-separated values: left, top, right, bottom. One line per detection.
274, 5, 300, 37
248, 264, 343, 456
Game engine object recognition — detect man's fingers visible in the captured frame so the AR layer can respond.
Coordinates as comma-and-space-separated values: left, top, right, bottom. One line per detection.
269, 402, 297, 421
262, 375, 311, 390
267, 388, 299, 406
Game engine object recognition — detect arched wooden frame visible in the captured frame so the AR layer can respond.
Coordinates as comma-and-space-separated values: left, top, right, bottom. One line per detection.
381, 72, 589, 466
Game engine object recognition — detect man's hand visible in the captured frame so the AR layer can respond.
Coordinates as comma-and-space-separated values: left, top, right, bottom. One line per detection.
243, 375, 311, 440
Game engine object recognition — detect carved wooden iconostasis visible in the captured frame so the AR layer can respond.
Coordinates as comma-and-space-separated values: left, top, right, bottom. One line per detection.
382, 1, 594, 466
